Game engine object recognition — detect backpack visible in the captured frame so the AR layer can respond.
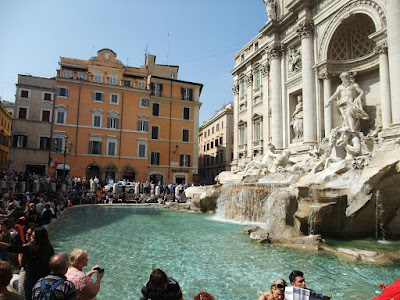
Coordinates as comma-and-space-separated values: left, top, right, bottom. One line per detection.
37, 278, 65, 300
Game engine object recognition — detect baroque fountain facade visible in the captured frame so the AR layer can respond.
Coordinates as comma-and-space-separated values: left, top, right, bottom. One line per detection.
187, 0, 400, 243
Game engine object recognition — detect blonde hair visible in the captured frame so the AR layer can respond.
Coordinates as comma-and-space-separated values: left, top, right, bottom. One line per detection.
70, 248, 88, 267
270, 278, 287, 292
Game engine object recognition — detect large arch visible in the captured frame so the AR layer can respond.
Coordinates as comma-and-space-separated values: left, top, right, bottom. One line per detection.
318, 0, 386, 62
86, 162, 101, 182
120, 165, 136, 182
103, 163, 118, 183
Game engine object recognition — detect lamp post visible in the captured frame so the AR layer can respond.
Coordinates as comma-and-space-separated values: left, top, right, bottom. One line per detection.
54, 135, 73, 190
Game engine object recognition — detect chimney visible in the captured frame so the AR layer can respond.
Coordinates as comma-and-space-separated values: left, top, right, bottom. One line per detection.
145, 54, 156, 67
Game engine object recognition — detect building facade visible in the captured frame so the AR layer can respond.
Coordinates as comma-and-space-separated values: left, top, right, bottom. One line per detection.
231, 0, 400, 169
0, 101, 13, 170
198, 103, 234, 184
52, 49, 202, 184
11, 75, 55, 174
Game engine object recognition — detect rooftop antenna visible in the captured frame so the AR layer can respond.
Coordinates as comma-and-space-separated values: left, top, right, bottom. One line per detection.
167, 33, 170, 65
126, 57, 129, 66
145, 44, 148, 57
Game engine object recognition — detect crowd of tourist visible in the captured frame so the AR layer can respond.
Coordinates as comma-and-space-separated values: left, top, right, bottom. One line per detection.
0, 169, 399, 299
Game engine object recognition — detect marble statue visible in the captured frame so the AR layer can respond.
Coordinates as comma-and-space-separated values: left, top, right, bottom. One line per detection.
242, 143, 276, 173
325, 72, 369, 132
269, 149, 292, 173
263, 0, 277, 21
288, 48, 301, 73
291, 95, 304, 140
336, 127, 362, 160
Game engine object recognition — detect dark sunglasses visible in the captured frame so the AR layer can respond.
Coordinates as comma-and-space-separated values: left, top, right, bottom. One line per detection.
274, 284, 286, 290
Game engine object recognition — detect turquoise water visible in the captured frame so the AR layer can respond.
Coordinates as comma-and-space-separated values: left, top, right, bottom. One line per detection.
49, 206, 400, 300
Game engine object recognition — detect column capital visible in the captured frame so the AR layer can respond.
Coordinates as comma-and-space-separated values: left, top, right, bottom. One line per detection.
232, 82, 239, 95
261, 63, 269, 77
318, 70, 332, 80
267, 44, 284, 59
245, 73, 253, 86
374, 42, 388, 55
296, 20, 314, 39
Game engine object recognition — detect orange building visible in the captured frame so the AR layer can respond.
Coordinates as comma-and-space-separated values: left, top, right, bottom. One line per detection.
0, 101, 13, 170
51, 49, 202, 184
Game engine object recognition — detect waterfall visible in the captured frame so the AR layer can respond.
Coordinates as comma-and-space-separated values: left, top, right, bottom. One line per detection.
215, 183, 276, 224
375, 190, 386, 242
307, 188, 318, 236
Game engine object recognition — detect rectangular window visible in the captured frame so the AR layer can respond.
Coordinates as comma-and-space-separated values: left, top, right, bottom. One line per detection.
152, 103, 160, 116
151, 83, 163, 96
77, 73, 86, 80
137, 81, 146, 90
107, 117, 119, 129
56, 111, 65, 124
150, 152, 160, 165
180, 154, 191, 167
20, 90, 29, 98
215, 138, 219, 147
138, 120, 149, 132
107, 141, 116, 156
89, 141, 102, 155
207, 143, 209, 150
239, 127, 246, 145
109, 75, 117, 85
151, 126, 159, 139
51, 137, 63, 152
43, 92, 52, 101
181, 87, 193, 101
211, 141, 214, 149
94, 73, 102, 83
255, 121, 261, 141
62, 71, 72, 78
39, 137, 51, 150
212, 127, 214, 134
216, 124, 219, 131
183, 107, 190, 120
13, 135, 27, 148
124, 80, 131, 87
110, 94, 119, 104
41, 110, 50, 122
219, 136, 223, 145
93, 115, 101, 127
93, 92, 104, 102
18, 108, 27, 119
255, 42, 259, 51
140, 98, 150, 108
182, 129, 189, 142
56, 87, 69, 97
255, 70, 261, 89
240, 80, 245, 97
138, 143, 146, 158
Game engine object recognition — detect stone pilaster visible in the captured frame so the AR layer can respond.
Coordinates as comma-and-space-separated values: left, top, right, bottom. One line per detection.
375, 43, 392, 129
246, 72, 253, 158
297, 20, 317, 144
387, 0, 400, 126
261, 62, 270, 151
267, 45, 284, 148
232, 82, 239, 162
319, 71, 332, 137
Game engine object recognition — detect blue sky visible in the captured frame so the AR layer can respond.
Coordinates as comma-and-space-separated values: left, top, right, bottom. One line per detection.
0, 0, 267, 123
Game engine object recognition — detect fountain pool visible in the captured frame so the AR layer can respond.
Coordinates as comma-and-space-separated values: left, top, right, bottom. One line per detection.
49, 206, 400, 299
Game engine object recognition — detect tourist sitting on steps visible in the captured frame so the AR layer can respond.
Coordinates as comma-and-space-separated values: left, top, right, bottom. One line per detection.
140, 268, 183, 300
32, 253, 77, 300
0, 261, 23, 300
289, 270, 331, 300
258, 278, 287, 300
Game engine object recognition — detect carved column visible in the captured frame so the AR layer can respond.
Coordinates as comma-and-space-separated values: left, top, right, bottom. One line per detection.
319, 71, 332, 137
297, 20, 317, 144
246, 73, 253, 157
387, 0, 400, 126
232, 82, 239, 162
268, 45, 283, 149
375, 43, 392, 129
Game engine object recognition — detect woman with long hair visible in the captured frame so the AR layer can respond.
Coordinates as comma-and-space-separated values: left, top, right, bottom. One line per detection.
0, 226, 54, 300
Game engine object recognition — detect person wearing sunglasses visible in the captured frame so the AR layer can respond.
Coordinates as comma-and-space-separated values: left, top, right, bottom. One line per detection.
258, 278, 287, 300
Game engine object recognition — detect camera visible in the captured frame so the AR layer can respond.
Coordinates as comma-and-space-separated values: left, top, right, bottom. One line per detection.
94, 267, 104, 273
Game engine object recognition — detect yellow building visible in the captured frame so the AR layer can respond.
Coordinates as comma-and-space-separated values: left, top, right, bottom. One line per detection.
0, 101, 13, 170
51, 49, 202, 184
